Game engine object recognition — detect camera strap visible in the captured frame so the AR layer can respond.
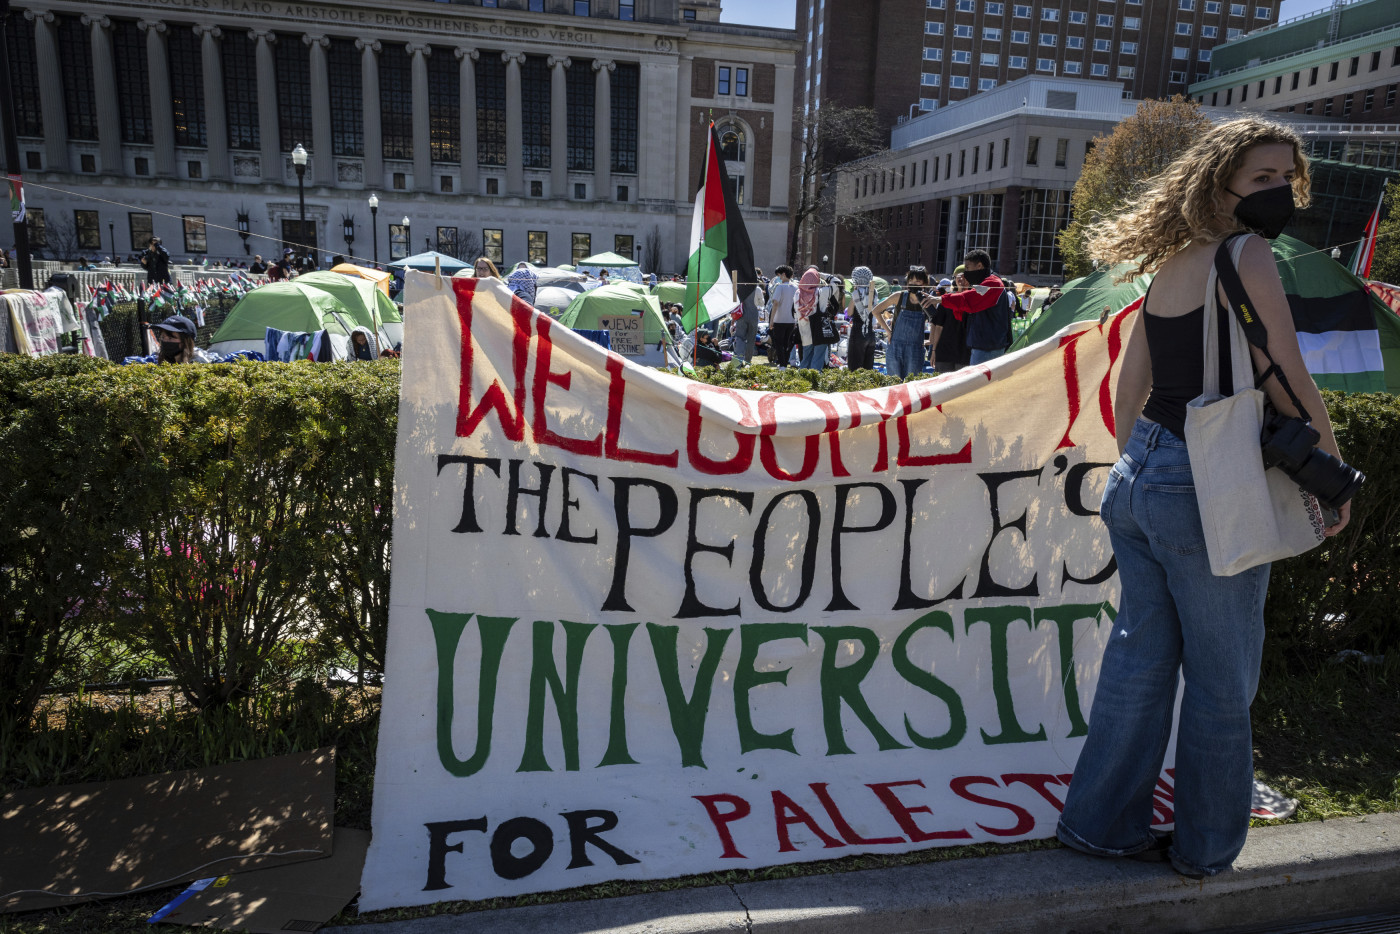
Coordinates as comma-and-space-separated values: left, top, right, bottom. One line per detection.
1212, 237, 1313, 424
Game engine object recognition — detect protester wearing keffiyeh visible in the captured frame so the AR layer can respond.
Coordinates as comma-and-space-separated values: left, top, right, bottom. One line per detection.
506, 265, 538, 307
850, 266, 874, 325
796, 267, 820, 320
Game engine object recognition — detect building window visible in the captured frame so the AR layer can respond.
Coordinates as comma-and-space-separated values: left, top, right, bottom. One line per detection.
222, 33, 260, 151
955, 25, 973, 38
1323, 99, 1332, 116
953, 50, 972, 63
530, 0, 544, 8
129, 212, 153, 251
75, 210, 101, 250
1122, 42, 1138, 54
183, 215, 207, 254
1042, 8, 1059, 20
1097, 13, 1113, 26
393, 172, 407, 190
1206, 0, 1220, 11
1202, 25, 1218, 37
429, 50, 461, 163
276, 35, 313, 152
1173, 47, 1190, 61
1255, 4, 1269, 15
1012, 30, 1029, 42
1010, 55, 1028, 68
483, 229, 503, 264
1124, 16, 1140, 28
619, 1, 634, 19
571, 233, 591, 263
922, 73, 941, 86
951, 75, 970, 88
1309, 66, 1317, 85
926, 22, 945, 35
1055, 138, 1068, 167
1304, 101, 1313, 114
981, 53, 1000, 66
379, 44, 412, 160
1064, 60, 1081, 73
986, 1, 1004, 13
187, 159, 202, 178
1091, 63, 1108, 76
924, 48, 943, 61
1096, 39, 1111, 51
327, 39, 363, 157
928, 0, 945, 7
683, 9, 696, 20
440, 176, 454, 192
718, 66, 730, 95
26, 208, 46, 248
1069, 11, 1086, 23
1329, 61, 1338, 81
574, 183, 587, 199
1179, 0, 1194, 8
1170, 70, 1186, 83
1348, 56, 1358, 77
437, 226, 458, 256
1026, 136, 1039, 165
1067, 36, 1083, 49
1176, 23, 1192, 35
477, 53, 507, 166
575, 0, 591, 14
1014, 4, 1030, 16
6, 13, 42, 137
1230, 2, 1244, 14
1387, 85, 1396, 108
1199, 49, 1211, 61
567, 62, 595, 171
485, 177, 499, 194
1291, 71, 1299, 89
527, 230, 548, 265
133, 156, 148, 175
110, 20, 150, 144
1274, 75, 1282, 94
389, 224, 408, 260
1342, 95, 1353, 116
1038, 58, 1056, 71
1039, 33, 1057, 46
959, 150, 966, 176
531, 180, 544, 196
979, 78, 997, 90
1371, 51, 1381, 71
1118, 66, 1135, 78
614, 234, 633, 259
56, 15, 98, 141
522, 56, 550, 169
957, 0, 974, 10
736, 67, 749, 96
986, 26, 1003, 40
1017, 188, 1071, 277
611, 63, 639, 174
167, 26, 206, 147
1003, 137, 1010, 167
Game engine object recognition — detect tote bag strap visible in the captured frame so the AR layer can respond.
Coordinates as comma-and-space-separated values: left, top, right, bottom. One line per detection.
1201, 236, 1259, 398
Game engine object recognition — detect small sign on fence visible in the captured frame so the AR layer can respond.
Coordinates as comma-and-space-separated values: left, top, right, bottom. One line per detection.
599, 312, 645, 356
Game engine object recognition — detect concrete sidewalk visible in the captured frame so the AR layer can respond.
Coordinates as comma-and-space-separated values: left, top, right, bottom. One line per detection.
328, 812, 1400, 934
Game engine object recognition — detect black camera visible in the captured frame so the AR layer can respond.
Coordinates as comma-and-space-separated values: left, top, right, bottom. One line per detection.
1259, 413, 1364, 510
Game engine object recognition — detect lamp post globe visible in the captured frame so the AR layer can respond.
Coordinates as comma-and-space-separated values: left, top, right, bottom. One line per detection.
291, 143, 309, 265
368, 193, 379, 268
403, 216, 411, 260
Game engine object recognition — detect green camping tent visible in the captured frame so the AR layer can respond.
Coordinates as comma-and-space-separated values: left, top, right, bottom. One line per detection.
557, 283, 672, 346
1008, 236, 1400, 394
577, 251, 639, 268
209, 283, 355, 344
293, 271, 402, 327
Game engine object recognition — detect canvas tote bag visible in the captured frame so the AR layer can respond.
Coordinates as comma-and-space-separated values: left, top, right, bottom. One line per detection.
1183, 236, 1325, 577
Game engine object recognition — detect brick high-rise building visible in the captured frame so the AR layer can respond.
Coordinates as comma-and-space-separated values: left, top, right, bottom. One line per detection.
917, 0, 1281, 113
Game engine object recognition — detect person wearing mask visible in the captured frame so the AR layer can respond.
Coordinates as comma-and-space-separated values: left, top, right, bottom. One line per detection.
1056, 118, 1351, 880
765, 265, 798, 367
931, 249, 1009, 365
928, 277, 971, 373
795, 267, 827, 370
871, 265, 936, 379
149, 315, 209, 363
141, 236, 172, 285
845, 266, 881, 371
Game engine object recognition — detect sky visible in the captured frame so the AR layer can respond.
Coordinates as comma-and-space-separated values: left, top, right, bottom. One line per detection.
721, 0, 1344, 31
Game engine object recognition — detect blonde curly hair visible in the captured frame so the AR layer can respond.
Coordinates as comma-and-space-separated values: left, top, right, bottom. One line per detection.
1088, 117, 1311, 278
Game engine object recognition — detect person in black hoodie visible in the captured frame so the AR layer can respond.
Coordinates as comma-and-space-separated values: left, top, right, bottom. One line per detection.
141, 236, 172, 285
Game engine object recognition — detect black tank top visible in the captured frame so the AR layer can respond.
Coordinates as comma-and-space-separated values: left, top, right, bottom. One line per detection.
1141, 280, 1211, 440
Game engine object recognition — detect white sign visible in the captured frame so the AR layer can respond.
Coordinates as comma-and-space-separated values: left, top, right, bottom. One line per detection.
600, 313, 645, 355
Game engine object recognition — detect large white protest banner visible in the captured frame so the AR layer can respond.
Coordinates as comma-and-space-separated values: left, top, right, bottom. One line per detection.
360, 273, 1170, 910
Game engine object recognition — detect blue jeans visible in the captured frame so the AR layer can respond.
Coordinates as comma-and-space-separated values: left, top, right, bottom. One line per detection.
969, 346, 1006, 365
1057, 418, 1269, 878
799, 342, 827, 370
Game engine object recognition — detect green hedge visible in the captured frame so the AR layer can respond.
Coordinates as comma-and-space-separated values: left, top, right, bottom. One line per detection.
0, 358, 1393, 731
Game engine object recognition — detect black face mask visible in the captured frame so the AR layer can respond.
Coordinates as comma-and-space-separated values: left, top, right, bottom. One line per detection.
1227, 184, 1294, 240
158, 340, 181, 362
964, 268, 990, 285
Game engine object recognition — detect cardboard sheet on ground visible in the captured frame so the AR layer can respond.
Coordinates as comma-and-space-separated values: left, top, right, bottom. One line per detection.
362, 275, 1171, 910
149, 827, 369, 933
0, 748, 335, 913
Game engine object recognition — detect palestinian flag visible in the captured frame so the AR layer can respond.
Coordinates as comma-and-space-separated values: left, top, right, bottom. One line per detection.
1350, 191, 1383, 279
682, 123, 757, 331
7, 174, 22, 223
1272, 235, 1399, 394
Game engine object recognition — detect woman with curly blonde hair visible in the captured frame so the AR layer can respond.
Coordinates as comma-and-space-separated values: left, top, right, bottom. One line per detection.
1056, 117, 1350, 879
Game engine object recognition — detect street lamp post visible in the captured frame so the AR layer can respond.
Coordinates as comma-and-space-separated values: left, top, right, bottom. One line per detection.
403, 216, 411, 260
291, 143, 309, 265
108, 221, 115, 263
342, 214, 355, 258
368, 193, 379, 267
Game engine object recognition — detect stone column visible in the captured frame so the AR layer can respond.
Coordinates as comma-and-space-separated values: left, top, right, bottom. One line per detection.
139, 20, 176, 178
502, 51, 525, 197
409, 43, 431, 191
27, 10, 68, 172
194, 24, 229, 180
674, 55, 691, 204
306, 35, 333, 186
548, 56, 570, 198
456, 47, 479, 193
997, 185, 1021, 275
769, 63, 795, 209
84, 15, 123, 175
357, 39, 382, 188
252, 30, 280, 182
593, 59, 614, 201
944, 195, 961, 274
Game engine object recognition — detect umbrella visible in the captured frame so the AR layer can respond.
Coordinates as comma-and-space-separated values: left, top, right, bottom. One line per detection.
330, 263, 393, 297
387, 251, 470, 273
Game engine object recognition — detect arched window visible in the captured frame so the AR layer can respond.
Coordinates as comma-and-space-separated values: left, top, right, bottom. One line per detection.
719, 126, 745, 162
714, 118, 753, 206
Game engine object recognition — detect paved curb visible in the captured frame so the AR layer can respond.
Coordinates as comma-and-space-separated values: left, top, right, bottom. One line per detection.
327, 812, 1400, 934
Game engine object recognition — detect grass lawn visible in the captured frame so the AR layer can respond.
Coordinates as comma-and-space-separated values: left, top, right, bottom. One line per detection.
1, 659, 1395, 933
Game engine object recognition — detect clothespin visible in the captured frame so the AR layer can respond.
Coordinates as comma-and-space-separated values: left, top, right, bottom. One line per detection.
434, 255, 444, 290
